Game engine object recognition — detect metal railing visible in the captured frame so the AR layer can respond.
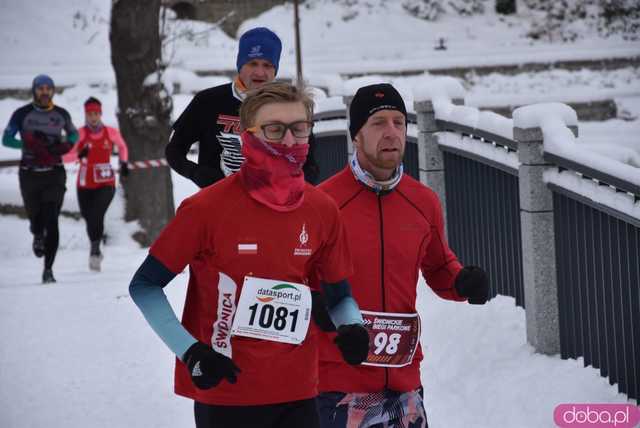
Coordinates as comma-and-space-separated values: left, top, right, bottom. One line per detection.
415, 93, 639, 402
444, 150, 524, 307
546, 153, 639, 401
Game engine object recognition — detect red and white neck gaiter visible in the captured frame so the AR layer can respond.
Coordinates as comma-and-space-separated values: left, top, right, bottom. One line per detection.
238, 131, 309, 212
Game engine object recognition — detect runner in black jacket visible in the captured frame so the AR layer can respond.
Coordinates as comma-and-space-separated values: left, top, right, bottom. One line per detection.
2, 74, 79, 283
166, 27, 318, 187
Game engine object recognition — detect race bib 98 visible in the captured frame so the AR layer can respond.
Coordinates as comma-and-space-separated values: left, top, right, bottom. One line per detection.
230, 276, 311, 345
361, 311, 421, 368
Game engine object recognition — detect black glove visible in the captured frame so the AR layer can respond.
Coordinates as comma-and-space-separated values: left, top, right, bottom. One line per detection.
33, 130, 61, 146
189, 165, 220, 188
25, 132, 49, 157
182, 342, 241, 389
454, 265, 490, 305
311, 291, 336, 332
32, 130, 71, 155
334, 324, 369, 365
46, 140, 72, 156
32, 130, 50, 144
119, 161, 129, 177
78, 145, 90, 159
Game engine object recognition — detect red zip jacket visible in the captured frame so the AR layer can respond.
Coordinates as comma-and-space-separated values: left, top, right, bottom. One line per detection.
317, 167, 465, 393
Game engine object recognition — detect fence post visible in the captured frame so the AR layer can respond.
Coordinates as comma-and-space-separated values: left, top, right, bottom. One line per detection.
414, 98, 463, 238
514, 125, 561, 355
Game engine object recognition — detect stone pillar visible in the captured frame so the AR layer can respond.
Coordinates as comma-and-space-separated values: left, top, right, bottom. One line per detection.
514, 126, 561, 355
413, 98, 463, 238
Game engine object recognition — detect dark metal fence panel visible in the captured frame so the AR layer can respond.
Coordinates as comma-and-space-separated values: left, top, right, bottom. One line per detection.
404, 137, 419, 180
314, 133, 349, 183
313, 134, 418, 183
553, 190, 639, 401
626, 220, 640, 402
443, 151, 524, 307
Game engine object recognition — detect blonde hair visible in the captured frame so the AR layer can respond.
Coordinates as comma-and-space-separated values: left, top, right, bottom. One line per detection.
240, 81, 314, 129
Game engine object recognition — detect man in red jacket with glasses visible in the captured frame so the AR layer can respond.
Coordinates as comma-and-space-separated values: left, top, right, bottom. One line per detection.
130, 82, 369, 428
313, 83, 490, 428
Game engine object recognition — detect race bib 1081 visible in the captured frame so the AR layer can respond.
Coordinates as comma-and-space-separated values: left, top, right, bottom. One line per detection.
230, 276, 311, 345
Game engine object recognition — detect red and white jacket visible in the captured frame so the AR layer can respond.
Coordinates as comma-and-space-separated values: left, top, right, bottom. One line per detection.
317, 167, 465, 393
64, 126, 128, 189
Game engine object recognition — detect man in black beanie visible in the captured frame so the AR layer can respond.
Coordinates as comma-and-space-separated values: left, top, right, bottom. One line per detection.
313, 83, 490, 428
166, 27, 318, 188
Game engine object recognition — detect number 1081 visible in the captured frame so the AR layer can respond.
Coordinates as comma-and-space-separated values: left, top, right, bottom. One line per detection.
248, 303, 299, 332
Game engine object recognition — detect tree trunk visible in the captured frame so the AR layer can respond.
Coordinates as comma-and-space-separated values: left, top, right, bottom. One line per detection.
496, 0, 517, 14
110, 0, 174, 246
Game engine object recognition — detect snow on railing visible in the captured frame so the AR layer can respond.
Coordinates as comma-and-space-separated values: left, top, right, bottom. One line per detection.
514, 102, 640, 220
414, 77, 519, 172
413, 78, 639, 221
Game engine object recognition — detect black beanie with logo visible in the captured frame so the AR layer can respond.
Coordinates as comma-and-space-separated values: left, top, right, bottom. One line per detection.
349, 83, 407, 139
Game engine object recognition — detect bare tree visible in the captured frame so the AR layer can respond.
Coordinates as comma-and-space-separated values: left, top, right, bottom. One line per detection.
110, 0, 174, 246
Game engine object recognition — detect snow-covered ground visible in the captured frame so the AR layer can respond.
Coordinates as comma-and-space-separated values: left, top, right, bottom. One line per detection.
1, 0, 639, 427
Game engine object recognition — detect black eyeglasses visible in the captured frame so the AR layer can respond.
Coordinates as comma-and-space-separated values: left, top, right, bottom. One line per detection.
248, 120, 314, 141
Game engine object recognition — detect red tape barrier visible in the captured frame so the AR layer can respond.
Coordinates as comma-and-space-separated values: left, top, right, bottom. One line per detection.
126, 159, 169, 169
0, 158, 169, 170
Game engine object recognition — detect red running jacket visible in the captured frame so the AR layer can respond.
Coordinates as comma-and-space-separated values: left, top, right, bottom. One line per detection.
317, 167, 465, 393
150, 175, 353, 405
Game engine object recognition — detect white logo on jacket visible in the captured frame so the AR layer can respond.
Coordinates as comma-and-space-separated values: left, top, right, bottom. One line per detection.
294, 223, 312, 256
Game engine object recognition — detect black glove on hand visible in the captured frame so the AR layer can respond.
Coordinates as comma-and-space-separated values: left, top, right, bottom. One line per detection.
454, 265, 489, 305
183, 342, 241, 390
334, 324, 369, 365
311, 291, 336, 332
119, 161, 129, 177
32, 130, 49, 144
47, 141, 72, 156
33, 130, 62, 147
189, 165, 219, 188
25, 132, 49, 157
78, 145, 90, 159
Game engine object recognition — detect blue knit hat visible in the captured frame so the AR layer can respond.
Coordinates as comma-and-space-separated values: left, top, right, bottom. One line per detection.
32, 74, 54, 94
236, 27, 282, 74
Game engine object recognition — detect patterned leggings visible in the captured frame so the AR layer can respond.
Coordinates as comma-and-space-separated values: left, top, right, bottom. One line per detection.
316, 388, 428, 428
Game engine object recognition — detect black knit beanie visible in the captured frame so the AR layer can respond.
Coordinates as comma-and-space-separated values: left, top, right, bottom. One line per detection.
349, 83, 407, 139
